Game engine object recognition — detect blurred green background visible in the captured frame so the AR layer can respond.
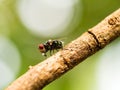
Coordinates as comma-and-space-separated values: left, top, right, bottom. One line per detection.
0, 0, 120, 90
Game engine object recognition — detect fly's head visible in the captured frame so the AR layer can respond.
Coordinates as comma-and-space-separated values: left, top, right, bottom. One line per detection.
38, 44, 47, 56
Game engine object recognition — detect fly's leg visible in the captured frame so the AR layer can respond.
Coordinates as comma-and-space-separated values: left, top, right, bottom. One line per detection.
61, 48, 63, 50
42, 53, 47, 57
44, 53, 47, 57
61, 46, 63, 50
53, 49, 54, 54
50, 50, 52, 56
56, 49, 58, 52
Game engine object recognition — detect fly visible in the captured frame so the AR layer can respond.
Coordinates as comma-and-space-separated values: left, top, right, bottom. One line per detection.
38, 39, 64, 56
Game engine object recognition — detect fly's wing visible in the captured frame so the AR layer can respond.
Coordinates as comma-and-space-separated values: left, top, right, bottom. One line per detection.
52, 37, 67, 44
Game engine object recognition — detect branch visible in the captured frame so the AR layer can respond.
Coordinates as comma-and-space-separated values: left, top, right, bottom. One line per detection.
6, 8, 120, 90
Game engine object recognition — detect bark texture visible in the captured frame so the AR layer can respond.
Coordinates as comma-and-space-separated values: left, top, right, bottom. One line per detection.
6, 8, 120, 90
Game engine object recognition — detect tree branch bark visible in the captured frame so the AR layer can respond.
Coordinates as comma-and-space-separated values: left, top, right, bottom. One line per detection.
5, 8, 120, 90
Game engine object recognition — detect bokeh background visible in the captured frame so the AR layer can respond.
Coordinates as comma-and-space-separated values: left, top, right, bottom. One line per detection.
0, 0, 120, 90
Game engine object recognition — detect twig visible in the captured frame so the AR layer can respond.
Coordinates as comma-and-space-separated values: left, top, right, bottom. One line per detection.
5, 8, 120, 90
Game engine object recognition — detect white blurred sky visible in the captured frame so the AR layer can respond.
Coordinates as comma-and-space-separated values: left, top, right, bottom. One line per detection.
17, 0, 79, 37
96, 40, 120, 90
0, 36, 21, 89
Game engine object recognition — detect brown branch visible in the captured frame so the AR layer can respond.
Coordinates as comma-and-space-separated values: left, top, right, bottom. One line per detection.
5, 8, 120, 90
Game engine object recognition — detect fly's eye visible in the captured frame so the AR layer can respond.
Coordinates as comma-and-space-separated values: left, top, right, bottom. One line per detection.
38, 44, 44, 49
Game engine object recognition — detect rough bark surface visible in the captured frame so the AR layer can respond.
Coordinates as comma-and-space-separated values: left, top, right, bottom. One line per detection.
6, 8, 120, 90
